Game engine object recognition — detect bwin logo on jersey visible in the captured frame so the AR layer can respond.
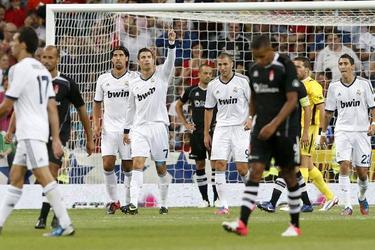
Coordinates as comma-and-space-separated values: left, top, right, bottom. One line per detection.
137, 87, 156, 101
107, 90, 129, 98
340, 99, 360, 108
218, 96, 238, 105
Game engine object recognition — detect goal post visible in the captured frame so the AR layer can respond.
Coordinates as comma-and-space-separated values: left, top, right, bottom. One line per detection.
28, 1, 375, 208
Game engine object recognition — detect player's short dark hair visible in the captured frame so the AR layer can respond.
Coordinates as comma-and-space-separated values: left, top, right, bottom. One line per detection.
18, 27, 39, 54
137, 47, 154, 60
339, 54, 354, 65
251, 34, 272, 50
111, 46, 129, 58
294, 57, 311, 70
217, 52, 233, 62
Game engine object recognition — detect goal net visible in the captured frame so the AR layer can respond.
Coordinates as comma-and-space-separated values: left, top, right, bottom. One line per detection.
47, 2, 375, 189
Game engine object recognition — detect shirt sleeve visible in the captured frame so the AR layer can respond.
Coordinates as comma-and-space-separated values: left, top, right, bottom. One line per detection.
243, 76, 251, 103
325, 83, 336, 111
46, 74, 55, 98
124, 84, 135, 130
180, 86, 192, 104
94, 76, 104, 102
68, 79, 85, 109
310, 81, 325, 105
204, 82, 216, 109
5, 65, 26, 99
365, 80, 375, 109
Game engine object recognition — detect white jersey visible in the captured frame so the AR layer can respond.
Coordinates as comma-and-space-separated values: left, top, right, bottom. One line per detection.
325, 76, 375, 132
205, 73, 250, 127
94, 71, 138, 132
124, 47, 176, 128
6, 58, 54, 142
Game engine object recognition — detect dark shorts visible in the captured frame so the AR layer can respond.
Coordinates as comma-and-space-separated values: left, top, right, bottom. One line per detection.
47, 139, 67, 167
249, 133, 300, 170
189, 131, 210, 161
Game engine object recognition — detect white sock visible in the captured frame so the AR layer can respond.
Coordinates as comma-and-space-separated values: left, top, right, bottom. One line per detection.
240, 170, 250, 184
104, 170, 118, 202
339, 175, 352, 209
358, 177, 368, 201
130, 170, 143, 208
0, 185, 22, 227
124, 172, 132, 205
215, 171, 228, 209
158, 174, 170, 208
44, 181, 71, 229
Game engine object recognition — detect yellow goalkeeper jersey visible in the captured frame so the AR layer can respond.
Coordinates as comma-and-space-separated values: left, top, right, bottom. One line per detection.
301, 76, 324, 127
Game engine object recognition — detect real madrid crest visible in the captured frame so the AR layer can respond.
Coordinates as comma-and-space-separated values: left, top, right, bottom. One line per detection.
356, 89, 361, 95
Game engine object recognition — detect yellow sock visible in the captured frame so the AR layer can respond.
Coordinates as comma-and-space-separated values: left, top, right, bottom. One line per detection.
309, 167, 334, 200
299, 167, 309, 183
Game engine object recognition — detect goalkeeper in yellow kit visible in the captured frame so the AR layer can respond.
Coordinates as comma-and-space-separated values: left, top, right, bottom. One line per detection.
294, 57, 338, 211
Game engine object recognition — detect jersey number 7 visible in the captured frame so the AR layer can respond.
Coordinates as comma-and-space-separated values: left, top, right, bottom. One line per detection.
37, 75, 50, 104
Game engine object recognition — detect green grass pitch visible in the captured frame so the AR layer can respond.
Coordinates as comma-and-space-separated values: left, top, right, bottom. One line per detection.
0, 206, 374, 250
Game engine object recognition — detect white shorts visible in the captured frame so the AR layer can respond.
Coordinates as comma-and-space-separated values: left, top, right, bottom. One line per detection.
13, 139, 49, 170
335, 131, 371, 167
101, 131, 131, 160
211, 125, 250, 162
131, 123, 169, 162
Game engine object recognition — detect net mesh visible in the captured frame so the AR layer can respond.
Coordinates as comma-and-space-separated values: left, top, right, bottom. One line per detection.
52, 8, 375, 185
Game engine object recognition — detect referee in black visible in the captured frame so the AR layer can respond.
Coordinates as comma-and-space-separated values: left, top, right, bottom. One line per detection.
176, 64, 219, 207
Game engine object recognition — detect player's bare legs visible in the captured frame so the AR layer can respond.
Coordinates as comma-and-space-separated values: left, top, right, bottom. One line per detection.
0, 165, 73, 236
103, 155, 120, 214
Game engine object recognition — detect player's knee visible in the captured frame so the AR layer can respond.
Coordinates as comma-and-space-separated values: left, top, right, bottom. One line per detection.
339, 161, 351, 175
356, 168, 368, 181
196, 160, 205, 170
215, 161, 227, 171
236, 163, 249, 176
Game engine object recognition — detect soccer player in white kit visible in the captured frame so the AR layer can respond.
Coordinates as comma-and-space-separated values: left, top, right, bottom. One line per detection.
0, 27, 74, 236
204, 52, 251, 215
123, 29, 176, 215
93, 46, 138, 214
321, 54, 375, 216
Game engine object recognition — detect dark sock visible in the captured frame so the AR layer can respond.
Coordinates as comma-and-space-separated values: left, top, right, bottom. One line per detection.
211, 170, 219, 202
287, 184, 301, 228
270, 177, 286, 207
240, 180, 259, 226
296, 171, 311, 206
39, 201, 51, 220
196, 169, 209, 202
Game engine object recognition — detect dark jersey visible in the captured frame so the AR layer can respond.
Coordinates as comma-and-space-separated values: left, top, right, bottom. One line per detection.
180, 85, 217, 133
53, 73, 85, 143
248, 53, 300, 136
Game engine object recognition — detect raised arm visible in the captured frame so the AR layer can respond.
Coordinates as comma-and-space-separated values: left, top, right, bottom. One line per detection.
161, 29, 176, 82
